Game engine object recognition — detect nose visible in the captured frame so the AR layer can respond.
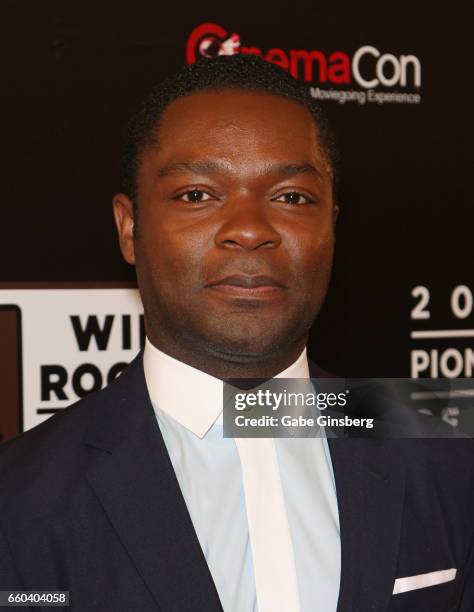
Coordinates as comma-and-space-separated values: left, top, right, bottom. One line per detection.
214, 196, 282, 251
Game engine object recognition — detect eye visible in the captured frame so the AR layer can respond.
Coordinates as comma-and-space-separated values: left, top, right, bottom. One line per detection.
177, 189, 213, 203
273, 191, 314, 205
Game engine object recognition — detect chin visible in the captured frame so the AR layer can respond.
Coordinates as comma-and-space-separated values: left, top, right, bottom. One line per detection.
200, 325, 296, 362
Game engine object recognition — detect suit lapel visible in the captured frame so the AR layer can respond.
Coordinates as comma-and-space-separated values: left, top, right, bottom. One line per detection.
83, 354, 223, 612
327, 437, 406, 612
309, 360, 407, 610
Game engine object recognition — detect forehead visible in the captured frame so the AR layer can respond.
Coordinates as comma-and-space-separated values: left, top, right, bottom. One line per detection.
152, 89, 328, 172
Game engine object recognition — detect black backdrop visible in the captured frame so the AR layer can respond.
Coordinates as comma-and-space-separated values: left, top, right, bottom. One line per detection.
2, 1, 473, 378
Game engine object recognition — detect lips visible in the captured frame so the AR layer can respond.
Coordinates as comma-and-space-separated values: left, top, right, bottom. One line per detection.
206, 274, 285, 289
205, 274, 286, 301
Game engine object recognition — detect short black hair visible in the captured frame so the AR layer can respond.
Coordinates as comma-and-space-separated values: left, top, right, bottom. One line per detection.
119, 53, 340, 208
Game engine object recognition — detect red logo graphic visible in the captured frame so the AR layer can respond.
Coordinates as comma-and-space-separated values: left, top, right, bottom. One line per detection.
186, 23, 240, 64
186, 22, 350, 84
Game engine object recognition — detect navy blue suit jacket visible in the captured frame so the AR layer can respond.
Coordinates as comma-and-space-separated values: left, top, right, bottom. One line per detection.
0, 353, 473, 611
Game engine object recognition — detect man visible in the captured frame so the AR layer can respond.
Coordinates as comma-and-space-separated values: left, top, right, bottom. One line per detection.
0, 55, 473, 611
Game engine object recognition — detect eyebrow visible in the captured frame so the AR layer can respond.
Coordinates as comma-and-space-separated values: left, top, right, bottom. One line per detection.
155, 160, 324, 180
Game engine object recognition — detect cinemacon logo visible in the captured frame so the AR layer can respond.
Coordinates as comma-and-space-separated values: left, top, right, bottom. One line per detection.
186, 23, 421, 89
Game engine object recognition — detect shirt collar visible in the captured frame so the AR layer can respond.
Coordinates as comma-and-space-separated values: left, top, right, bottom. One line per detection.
143, 337, 309, 439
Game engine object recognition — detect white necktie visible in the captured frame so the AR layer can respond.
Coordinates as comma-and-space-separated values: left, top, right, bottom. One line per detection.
235, 437, 300, 612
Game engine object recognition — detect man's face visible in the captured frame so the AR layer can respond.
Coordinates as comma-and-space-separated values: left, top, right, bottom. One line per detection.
114, 89, 338, 362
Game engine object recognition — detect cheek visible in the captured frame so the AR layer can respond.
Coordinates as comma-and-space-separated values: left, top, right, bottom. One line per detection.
287, 226, 335, 277
136, 225, 184, 287
138, 216, 210, 288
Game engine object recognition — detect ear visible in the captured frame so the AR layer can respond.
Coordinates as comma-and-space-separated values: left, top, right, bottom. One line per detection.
332, 202, 340, 228
112, 194, 136, 265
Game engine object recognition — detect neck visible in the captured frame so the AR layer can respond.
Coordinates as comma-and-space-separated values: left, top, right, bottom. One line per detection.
146, 329, 308, 380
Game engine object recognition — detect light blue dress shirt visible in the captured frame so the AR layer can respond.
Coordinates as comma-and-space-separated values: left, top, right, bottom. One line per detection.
144, 340, 340, 612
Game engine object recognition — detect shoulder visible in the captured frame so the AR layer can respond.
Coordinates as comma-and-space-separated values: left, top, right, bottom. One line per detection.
399, 439, 474, 538
0, 353, 146, 514
395, 438, 474, 475
380, 438, 474, 509
403, 437, 474, 475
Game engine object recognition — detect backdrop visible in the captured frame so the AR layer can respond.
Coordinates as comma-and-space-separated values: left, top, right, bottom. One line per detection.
1, 1, 472, 440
